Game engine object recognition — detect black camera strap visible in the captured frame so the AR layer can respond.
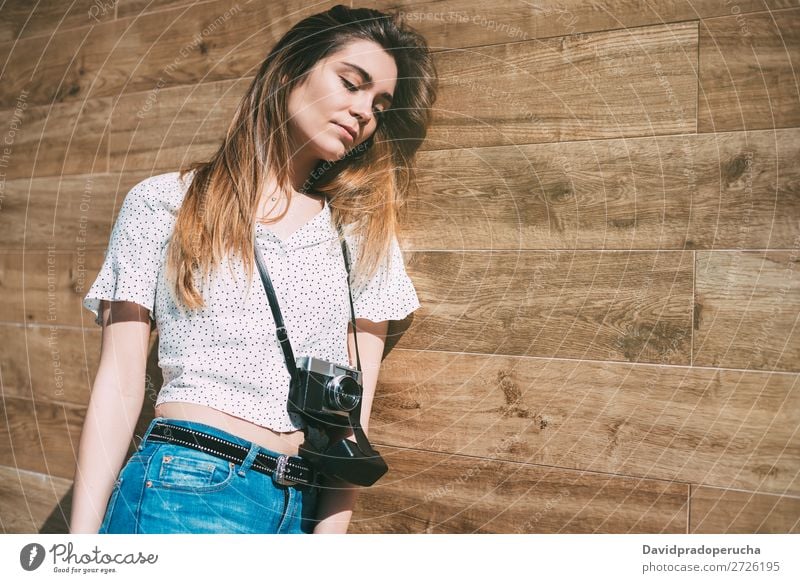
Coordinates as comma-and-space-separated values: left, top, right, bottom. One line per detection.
253, 245, 300, 391
253, 222, 376, 457
253, 222, 362, 377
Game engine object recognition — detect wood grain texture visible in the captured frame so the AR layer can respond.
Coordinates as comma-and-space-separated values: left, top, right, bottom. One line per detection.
426, 22, 697, 149
1, 8, 697, 146
0, 322, 163, 408
690, 486, 800, 532
0, 397, 85, 478
3, 128, 796, 252
0, 174, 135, 251
5, 0, 795, 47
406, 128, 800, 251
109, 77, 249, 171
0, 466, 73, 534
0, 324, 98, 405
699, 7, 800, 131
0, 250, 107, 326
0, 96, 111, 180
0, 321, 162, 410
695, 251, 800, 372
0, 0, 341, 108
349, 445, 688, 533
0, 322, 161, 412
0, 251, 112, 332
0, 395, 158, 479
116, 0, 204, 20
0, 0, 116, 43
400, 250, 693, 365
370, 349, 800, 495
0, 25, 113, 109
373, 1, 799, 50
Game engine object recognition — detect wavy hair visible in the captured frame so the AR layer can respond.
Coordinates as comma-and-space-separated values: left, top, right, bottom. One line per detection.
167, 4, 438, 311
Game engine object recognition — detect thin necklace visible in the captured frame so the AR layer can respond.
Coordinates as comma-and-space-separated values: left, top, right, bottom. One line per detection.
257, 192, 299, 222
257, 188, 320, 222
257, 193, 281, 222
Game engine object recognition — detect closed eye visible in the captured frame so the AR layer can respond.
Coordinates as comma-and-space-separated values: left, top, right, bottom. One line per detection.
340, 77, 386, 116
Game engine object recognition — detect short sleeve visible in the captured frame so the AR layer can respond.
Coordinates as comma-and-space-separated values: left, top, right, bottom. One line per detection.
82, 179, 163, 326
350, 234, 421, 322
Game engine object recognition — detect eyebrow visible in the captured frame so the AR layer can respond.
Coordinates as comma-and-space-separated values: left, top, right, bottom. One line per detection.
341, 61, 394, 106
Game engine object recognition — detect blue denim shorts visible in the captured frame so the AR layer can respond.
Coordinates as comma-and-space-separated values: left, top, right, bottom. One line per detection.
98, 417, 320, 534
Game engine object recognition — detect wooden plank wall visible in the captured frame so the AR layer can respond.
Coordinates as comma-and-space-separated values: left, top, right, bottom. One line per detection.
0, 0, 798, 533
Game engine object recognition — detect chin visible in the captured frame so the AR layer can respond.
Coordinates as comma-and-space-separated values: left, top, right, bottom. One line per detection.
322, 142, 350, 162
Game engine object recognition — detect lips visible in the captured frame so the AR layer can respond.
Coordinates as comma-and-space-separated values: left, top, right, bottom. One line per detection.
334, 122, 357, 143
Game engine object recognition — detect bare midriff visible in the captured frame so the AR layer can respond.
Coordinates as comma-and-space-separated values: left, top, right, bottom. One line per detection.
154, 401, 306, 456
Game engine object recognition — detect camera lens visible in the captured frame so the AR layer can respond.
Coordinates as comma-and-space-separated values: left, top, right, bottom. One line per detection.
326, 375, 361, 411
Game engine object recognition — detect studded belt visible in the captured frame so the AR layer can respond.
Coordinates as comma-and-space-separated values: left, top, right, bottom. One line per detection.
144, 421, 317, 487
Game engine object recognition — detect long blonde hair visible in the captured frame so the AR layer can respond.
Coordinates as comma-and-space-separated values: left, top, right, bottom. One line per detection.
167, 5, 438, 311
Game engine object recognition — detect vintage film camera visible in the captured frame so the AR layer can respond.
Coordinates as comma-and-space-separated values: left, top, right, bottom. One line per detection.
289, 355, 388, 487
289, 355, 362, 428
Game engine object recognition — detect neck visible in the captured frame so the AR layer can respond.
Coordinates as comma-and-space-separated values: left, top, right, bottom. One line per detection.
257, 139, 325, 213
287, 133, 325, 192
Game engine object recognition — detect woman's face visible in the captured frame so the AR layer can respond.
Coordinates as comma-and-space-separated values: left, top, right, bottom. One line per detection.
285, 39, 398, 162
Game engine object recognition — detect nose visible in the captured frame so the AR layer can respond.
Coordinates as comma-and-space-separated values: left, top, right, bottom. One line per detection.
350, 96, 374, 127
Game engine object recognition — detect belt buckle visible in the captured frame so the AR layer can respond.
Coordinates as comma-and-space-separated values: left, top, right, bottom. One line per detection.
272, 454, 295, 486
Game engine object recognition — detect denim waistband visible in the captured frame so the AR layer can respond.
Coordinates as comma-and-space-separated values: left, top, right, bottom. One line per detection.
137, 417, 319, 490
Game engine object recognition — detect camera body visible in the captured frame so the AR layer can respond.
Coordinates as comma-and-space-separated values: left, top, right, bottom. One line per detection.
289, 354, 388, 485
289, 355, 363, 428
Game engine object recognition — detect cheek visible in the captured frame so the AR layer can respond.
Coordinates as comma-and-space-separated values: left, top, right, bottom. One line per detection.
289, 100, 324, 140
312, 81, 339, 109
287, 93, 305, 125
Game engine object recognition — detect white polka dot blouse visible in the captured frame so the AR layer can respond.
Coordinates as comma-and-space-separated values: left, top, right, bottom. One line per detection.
83, 170, 421, 431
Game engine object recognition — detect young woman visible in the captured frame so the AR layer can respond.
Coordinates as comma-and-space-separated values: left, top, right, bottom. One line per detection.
69, 5, 437, 534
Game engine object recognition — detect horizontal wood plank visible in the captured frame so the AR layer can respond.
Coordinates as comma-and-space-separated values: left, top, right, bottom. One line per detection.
0, 174, 137, 251
0, 0, 340, 108
116, 0, 201, 20
699, 7, 800, 132
0, 397, 85, 478
0, 0, 116, 43
0, 96, 110, 180
406, 128, 800, 251
350, 445, 688, 533
370, 349, 800, 494
0, 251, 107, 326
401, 250, 693, 365
695, 251, 800, 372
4, 128, 797, 251
0, 396, 158, 478
377, 1, 799, 50
109, 77, 247, 171
6, 245, 694, 367
690, 485, 800, 533
0, 322, 162, 408
0, 324, 97, 405
4, 0, 796, 50
0, 465, 73, 534
426, 22, 697, 149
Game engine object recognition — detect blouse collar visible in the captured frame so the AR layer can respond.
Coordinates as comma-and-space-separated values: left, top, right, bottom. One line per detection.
256, 195, 334, 250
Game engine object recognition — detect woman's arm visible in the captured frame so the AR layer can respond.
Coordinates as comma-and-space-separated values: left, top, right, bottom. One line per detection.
69, 301, 151, 533
312, 318, 389, 534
